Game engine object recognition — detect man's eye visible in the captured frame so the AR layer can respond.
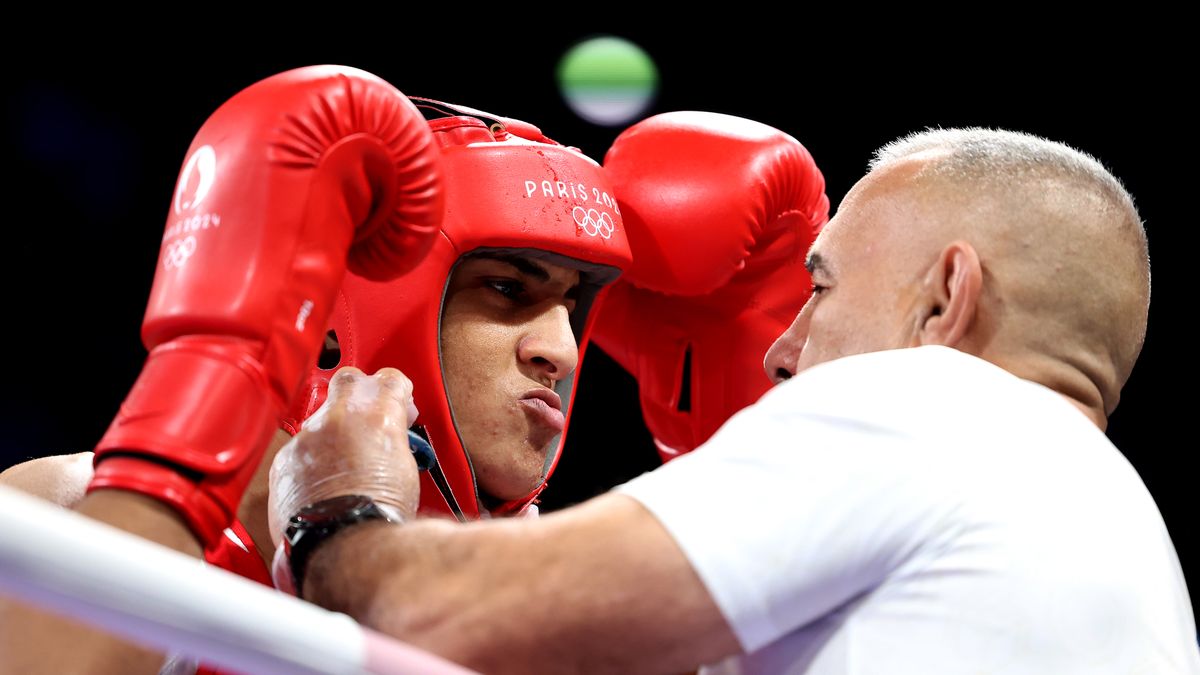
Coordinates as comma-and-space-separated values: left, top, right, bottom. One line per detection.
810, 284, 828, 295
488, 279, 525, 300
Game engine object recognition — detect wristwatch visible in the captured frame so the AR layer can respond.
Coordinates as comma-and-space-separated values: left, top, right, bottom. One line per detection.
278, 494, 403, 597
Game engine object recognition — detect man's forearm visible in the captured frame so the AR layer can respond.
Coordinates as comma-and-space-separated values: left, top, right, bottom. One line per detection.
0, 490, 202, 675
304, 518, 466, 637
303, 494, 740, 674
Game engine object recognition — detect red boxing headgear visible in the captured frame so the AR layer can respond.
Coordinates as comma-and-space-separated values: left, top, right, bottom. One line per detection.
283, 99, 631, 519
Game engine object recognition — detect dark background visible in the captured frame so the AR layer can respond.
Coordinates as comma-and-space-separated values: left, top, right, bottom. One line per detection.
3, 26, 1191, 617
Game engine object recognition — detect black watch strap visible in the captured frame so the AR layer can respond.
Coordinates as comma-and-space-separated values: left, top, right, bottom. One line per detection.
283, 494, 401, 597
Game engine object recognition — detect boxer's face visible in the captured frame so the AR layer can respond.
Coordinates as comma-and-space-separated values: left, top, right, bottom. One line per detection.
765, 159, 932, 380
440, 253, 581, 501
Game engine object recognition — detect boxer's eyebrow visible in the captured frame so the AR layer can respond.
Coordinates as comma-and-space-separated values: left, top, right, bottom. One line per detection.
471, 252, 550, 282
469, 252, 582, 301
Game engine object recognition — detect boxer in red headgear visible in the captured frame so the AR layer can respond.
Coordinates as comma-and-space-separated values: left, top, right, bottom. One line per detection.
2, 95, 628, 547
281, 98, 632, 520
0, 93, 629, 674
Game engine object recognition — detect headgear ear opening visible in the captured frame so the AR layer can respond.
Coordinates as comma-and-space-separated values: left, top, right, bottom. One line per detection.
316, 330, 341, 370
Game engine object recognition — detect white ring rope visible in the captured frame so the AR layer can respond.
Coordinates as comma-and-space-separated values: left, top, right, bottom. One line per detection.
0, 485, 475, 674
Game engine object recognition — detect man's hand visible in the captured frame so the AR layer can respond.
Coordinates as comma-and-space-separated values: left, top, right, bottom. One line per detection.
268, 367, 422, 547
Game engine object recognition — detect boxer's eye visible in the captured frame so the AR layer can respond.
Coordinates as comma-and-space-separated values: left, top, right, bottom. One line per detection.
488, 279, 527, 302
810, 284, 828, 296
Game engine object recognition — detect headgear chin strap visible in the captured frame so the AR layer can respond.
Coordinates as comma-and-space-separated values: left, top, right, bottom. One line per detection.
283, 99, 632, 519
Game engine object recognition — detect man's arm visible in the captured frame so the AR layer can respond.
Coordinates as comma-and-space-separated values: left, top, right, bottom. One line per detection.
304, 492, 741, 675
266, 366, 741, 674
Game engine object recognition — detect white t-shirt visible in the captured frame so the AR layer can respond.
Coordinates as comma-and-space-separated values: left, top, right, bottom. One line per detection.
619, 346, 1198, 674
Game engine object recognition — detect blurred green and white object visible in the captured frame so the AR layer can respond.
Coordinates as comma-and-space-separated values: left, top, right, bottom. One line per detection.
558, 37, 659, 127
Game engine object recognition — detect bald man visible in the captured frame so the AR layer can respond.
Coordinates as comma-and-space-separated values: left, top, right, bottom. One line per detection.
267, 128, 1197, 674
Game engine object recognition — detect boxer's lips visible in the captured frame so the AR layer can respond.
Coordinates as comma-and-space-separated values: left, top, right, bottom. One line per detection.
519, 389, 565, 433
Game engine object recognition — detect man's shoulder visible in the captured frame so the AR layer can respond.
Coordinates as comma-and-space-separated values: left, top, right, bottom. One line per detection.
812, 346, 997, 379
0, 452, 94, 507
751, 346, 1045, 441
768, 346, 1002, 403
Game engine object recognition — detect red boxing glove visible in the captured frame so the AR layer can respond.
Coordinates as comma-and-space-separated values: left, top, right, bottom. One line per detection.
89, 66, 443, 548
592, 112, 829, 459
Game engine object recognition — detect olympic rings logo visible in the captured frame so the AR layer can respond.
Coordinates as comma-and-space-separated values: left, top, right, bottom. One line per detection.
163, 236, 197, 270
572, 206, 614, 239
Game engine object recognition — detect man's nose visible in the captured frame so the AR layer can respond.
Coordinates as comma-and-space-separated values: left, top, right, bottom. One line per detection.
518, 305, 579, 381
763, 308, 809, 384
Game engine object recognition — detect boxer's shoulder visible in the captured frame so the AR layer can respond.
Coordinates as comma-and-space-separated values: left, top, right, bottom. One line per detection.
0, 452, 94, 507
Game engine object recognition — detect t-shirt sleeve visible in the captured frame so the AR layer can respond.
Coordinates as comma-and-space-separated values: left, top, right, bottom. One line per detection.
616, 353, 959, 652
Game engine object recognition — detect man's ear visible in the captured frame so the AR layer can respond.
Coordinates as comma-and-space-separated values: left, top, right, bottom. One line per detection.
918, 241, 982, 347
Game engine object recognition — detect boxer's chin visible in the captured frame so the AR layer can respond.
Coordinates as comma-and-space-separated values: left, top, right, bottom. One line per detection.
465, 438, 540, 506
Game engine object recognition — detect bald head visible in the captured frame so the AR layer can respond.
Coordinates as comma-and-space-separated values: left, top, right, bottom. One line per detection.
872, 128, 1150, 416
764, 128, 1149, 424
